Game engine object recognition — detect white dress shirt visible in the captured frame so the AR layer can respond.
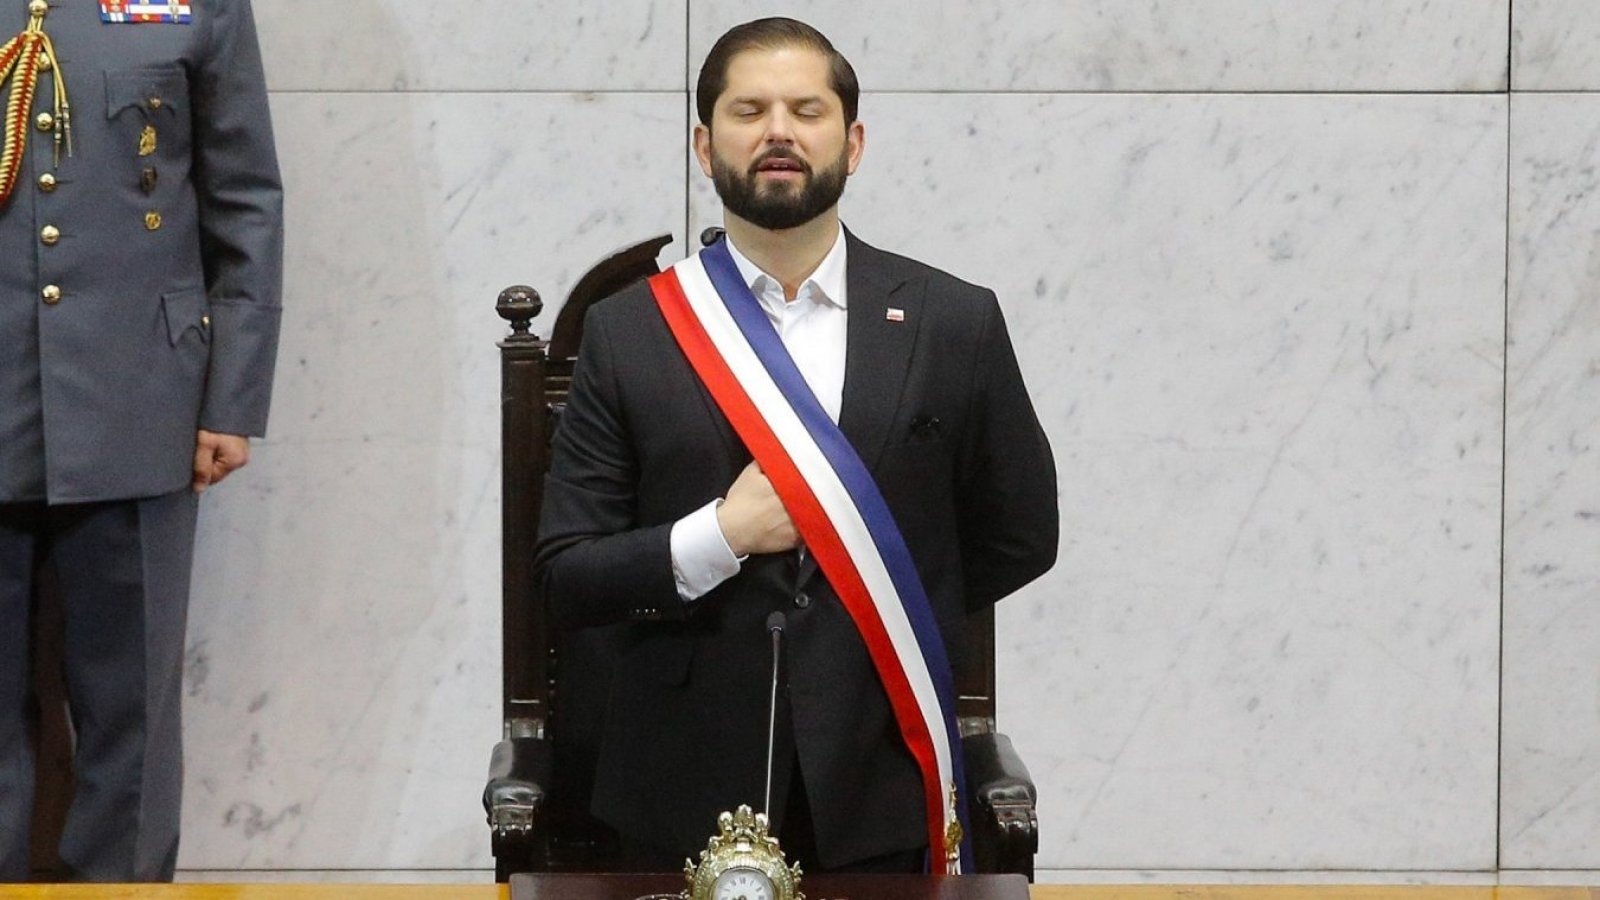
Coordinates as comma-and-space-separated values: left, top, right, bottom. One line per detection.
669, 228, 850, 600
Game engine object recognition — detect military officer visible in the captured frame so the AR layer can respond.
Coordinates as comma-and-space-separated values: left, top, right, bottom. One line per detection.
0, 0, 282, 882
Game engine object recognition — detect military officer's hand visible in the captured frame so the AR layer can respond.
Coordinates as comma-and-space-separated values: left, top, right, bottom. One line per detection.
717, 460, 800, 556
192, 430, 251, 493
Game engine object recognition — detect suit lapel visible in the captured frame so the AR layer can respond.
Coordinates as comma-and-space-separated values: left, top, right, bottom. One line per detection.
839, 232, 921, 474
649, 274, 747, 465
688, 363, 746, 464
798, 234, 922, 588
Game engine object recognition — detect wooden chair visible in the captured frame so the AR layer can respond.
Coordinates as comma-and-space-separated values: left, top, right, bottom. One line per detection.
484, 233, 1040, 882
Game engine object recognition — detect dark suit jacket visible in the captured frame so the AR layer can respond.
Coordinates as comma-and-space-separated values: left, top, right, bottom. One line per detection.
534, 231, 1057, 867
0, 0, 282, 504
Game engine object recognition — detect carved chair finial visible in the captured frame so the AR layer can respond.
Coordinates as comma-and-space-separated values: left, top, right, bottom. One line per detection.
497, 285, 543, 341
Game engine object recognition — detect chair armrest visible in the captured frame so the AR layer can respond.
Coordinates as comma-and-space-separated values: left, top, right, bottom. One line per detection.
962, 731, 1038, 879
484, 736, 553, 834
965, 730, 1036, 808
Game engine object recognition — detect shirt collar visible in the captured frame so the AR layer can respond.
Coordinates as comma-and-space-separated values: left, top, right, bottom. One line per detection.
723, 227, 849, 311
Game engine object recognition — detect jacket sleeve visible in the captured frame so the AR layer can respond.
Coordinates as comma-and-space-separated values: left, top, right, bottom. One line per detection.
955, 291, 1059, 609
534, 305, 687, 629
193, 0, 284, 437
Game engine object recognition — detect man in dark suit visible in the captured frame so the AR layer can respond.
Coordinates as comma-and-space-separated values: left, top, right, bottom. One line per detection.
535, 17, 1056, 874
0, 0, 281, 883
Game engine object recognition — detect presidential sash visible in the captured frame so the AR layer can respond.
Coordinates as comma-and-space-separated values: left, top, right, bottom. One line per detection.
648, 238, 973, 873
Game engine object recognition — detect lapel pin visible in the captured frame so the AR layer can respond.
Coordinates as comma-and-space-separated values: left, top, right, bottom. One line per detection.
885, 307, 905, 322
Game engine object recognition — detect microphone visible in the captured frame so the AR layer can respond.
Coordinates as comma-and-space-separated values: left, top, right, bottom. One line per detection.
763, 611, 786, 818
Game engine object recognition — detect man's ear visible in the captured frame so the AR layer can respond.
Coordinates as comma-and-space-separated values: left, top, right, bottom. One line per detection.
845, 120, 866, 175
693, 124, 716, 178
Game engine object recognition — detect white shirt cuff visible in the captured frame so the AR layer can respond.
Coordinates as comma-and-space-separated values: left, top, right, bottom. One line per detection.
670, 498, 743, 602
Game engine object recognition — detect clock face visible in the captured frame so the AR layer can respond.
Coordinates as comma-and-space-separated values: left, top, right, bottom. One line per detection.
712, 867, 775, 900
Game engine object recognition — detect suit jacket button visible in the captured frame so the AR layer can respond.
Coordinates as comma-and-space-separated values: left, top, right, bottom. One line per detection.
40, 226, 60, 246
41, 285, 62, 305
793, 592, 811, 609
37, 172, 56, 192
35, 112, 53, 132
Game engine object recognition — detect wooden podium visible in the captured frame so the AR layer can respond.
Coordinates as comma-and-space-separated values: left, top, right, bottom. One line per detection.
510, 872, 1030, 899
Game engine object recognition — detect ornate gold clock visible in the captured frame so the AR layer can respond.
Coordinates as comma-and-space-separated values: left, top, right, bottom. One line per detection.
682, 805, 803, 900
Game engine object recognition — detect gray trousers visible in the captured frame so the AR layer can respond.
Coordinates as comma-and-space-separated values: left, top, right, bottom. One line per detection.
0, 488, 198, 883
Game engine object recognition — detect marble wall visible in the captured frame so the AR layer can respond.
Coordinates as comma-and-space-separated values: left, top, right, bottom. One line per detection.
169, 0, 1600, 879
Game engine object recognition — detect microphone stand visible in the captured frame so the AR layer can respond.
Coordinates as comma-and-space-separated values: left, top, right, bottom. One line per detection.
763, 611, 786, 818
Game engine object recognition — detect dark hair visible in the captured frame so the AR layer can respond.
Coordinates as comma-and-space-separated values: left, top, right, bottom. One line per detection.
695, 17, 859, 127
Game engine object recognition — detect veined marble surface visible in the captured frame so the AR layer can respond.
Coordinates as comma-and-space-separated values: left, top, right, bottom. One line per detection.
701, 92, 1504, 869
255, 0, 687, 92
690, 0, 1509, 91
179, 91, 687, 869
1502, 93, 1600, 870
1513, 0, 1600, 90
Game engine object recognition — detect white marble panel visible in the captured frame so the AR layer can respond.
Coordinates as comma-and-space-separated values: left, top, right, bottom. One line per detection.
1502, 93, 1600, 870
1504, 872, 1600, 886
695, 92, 1506, 868
256, 1, 686, 92
689, 1, 1508, 92
180, 92, 686, 869
1513, 0, 1600, 89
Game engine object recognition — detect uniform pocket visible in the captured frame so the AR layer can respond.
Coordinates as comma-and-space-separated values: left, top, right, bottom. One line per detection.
161, 288, 210, 346
105, 65, 192, 165
105, 65, 190, 118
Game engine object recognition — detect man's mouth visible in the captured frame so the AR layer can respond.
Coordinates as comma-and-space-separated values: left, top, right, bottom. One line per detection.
754, 154, 807, 177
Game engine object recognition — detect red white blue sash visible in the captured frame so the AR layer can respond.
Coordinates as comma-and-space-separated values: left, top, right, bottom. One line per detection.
648, 238, 972, 873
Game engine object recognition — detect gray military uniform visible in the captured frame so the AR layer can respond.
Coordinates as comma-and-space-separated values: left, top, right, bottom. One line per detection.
0, 0, 281, 881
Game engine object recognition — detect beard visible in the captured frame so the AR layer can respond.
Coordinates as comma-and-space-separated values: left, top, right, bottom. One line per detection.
711, 145, 849, 231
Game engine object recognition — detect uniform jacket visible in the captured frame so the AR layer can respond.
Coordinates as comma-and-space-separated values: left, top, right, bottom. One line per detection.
534, 232, 1059, 866
0, 0, 282, 504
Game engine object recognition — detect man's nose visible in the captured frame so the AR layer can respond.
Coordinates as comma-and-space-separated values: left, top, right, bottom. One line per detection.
763, 109, 797, 144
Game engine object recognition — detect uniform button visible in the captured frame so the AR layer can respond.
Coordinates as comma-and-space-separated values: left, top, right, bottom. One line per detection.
37, 54, 52, 72
37, 172, 56, 192
144, 211, 162, 231
793, 592, 811, 609
28, 0, 46, 17
148, 96, 163, 110
35, 112, 53, 132
40, 226, 59, 246
201, 315, 211, 328
41, 285, 62, 305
